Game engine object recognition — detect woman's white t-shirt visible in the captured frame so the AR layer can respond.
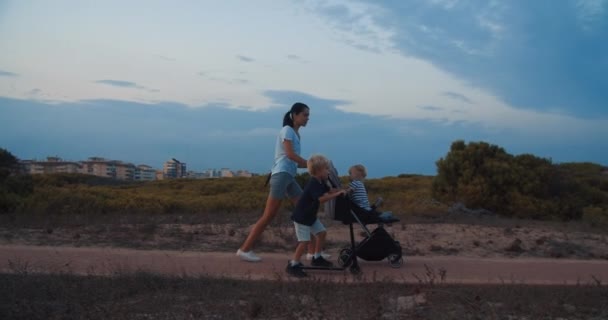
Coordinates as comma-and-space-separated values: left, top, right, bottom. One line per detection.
271, 126, 300, 176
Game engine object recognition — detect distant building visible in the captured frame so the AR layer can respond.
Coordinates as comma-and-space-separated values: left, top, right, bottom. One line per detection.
80, 157, 135, 180
206, 169, 220, 178
185, 170, 208, 179
163, 158, 187, 179
134, 165, 156, 181
20, 156, 150, 181
19, 154, 261, 181
220, 168, 234, 178
21, 157, 82, 175
235, 170, 253, 177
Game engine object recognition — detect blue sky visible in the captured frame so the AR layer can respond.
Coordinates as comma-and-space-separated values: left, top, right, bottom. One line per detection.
1, 0, 607, 177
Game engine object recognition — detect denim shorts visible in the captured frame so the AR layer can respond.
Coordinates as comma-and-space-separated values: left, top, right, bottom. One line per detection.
293, 219, 326, 242
269, 172, 303, 200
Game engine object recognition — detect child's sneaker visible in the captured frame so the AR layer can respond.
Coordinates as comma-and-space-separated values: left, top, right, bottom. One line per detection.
286, 261, 307, 278
306, 252, 331, 260
236, 249, 261, 262
311, 256, 334, 267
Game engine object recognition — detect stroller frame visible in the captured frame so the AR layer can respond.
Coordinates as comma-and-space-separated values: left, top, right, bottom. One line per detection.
334, 195, 404, 274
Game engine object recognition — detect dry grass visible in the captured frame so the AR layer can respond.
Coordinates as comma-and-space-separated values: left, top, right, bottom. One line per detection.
2, 211, 608, 260
1, 270, 607, 320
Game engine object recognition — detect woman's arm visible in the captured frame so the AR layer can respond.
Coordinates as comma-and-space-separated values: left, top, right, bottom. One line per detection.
283, 140, 307, 168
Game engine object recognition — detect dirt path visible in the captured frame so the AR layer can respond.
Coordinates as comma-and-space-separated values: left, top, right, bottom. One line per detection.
2, 244, 608, 285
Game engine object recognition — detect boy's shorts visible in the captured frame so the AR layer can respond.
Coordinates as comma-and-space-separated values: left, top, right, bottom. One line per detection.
269, 172, 303, 200
293, 219, 326, 242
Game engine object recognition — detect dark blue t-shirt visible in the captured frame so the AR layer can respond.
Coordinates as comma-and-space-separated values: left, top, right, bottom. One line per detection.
291, 177, 329, 226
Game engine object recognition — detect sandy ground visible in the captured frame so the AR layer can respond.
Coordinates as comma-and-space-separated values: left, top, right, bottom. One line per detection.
2, 244, 608, 285
2, 218, 608, 285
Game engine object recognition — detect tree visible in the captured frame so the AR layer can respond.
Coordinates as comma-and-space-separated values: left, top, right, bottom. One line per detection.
0, 148, 32, 213
0, 147, 20, 180
431, 140, 591, 219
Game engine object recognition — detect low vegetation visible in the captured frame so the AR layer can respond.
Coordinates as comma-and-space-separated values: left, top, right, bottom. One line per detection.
1, 144, 607, 228
1, 271, 607, 320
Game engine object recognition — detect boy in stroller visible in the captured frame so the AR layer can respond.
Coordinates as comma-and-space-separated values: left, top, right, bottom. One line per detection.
348, 164, 398, 225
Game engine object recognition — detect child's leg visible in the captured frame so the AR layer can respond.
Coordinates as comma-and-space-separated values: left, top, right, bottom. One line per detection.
292, 241, 308, 264
307, 236, 316, 255
291, 222, 311, 265
314, 231, 326, 254
310, 221, 333, 267
310, 219, 327, 256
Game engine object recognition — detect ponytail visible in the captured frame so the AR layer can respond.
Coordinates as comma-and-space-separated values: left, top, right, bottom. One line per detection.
282, 102, 309, 127
283, 111, 293, 127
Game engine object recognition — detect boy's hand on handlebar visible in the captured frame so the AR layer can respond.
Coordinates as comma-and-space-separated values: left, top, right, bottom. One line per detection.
340, 187, 352, 195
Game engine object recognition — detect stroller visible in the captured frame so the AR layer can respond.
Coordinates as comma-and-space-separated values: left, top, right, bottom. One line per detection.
325, 162, 404, 274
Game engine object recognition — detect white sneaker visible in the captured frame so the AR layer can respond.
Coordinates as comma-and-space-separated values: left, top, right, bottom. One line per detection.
306, 252, 331, 260
236, 249, 262, 262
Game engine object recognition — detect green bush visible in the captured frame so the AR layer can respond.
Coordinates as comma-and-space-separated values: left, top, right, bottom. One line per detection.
0, 148, 33, 213
432, 140, 608, 220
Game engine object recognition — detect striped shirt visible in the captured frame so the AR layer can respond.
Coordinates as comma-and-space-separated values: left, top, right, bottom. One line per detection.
349, 180, 371, 211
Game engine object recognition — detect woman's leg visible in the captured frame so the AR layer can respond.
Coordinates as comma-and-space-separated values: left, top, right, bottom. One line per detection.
239, 195, 282, 252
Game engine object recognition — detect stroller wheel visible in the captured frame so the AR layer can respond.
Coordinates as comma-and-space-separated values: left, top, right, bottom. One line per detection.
349, 264, 361, 275
388, 253, 403, 268
338, 248, 353, 268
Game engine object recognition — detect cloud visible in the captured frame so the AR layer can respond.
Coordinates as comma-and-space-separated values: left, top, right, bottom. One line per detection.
154, 54, 176, 61
208, 127, 276, 138
197, 71, 250, 85
287, 54, 309, 63
233, 79, 249, 84
575, 0, 607, 31
443, 91, 473, 104
236, 55, 255, 62
95, 80, 141, 88
26, 88, 42, 97
0, 70, 18, 77
304, 1, 394, 53
1, 95, 606, 177
94, 79, 158, 93
419, 105, 443, 112
429, 0, 460, 10
314, 1, 608, 118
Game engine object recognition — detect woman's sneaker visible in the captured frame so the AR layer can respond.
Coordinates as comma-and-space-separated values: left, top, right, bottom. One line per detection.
286, 262, 307, 278
311, 256, 334, 267
236, 249, 261, 262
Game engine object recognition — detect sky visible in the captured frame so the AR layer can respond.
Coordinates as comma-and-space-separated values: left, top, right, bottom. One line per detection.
1, 0, 607, 178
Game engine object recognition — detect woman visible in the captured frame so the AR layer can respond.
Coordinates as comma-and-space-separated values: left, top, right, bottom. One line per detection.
237, 102, 320, 262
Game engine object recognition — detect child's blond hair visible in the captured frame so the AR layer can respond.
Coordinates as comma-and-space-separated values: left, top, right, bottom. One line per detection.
307, 154, 330, 176
348, 164, 367, 179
